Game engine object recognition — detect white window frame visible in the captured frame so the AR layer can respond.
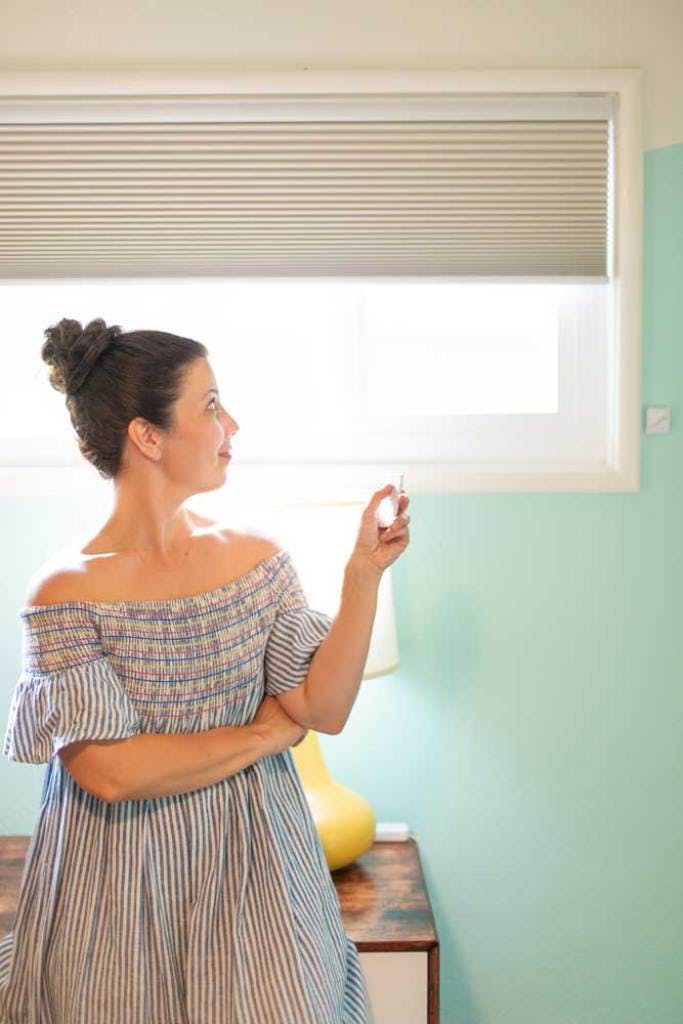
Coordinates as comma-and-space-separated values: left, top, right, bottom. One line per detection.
0, 68, 643, 497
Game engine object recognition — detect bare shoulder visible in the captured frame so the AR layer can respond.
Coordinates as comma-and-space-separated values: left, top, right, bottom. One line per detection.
24, 563, 89, 608
215, 524, 283, 560
189, 509, 282, 556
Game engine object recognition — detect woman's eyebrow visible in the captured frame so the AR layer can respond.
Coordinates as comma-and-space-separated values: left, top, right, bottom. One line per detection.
202, 388, 219, 399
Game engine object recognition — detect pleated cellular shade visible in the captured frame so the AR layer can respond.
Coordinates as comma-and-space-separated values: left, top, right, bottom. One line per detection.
0, 94, 612, 279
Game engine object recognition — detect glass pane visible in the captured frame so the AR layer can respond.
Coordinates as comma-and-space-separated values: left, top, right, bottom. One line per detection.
362, 283, 561, 415
0, 277, 608, 471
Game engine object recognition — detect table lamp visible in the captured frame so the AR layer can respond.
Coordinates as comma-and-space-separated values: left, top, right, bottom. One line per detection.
273, 499, 400, 871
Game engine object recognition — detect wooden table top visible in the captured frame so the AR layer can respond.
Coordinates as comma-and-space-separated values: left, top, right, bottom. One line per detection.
329, 838, 439, 951
1, 835, 438, 952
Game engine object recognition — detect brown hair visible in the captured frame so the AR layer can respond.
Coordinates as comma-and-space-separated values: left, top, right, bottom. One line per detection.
41, 317, 208, 479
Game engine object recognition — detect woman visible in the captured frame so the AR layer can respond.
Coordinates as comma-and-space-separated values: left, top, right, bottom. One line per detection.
0, 317, 411, 1023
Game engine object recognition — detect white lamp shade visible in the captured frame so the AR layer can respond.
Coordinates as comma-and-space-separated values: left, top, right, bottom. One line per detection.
215, 496, 400, 679
358, 567, 400, 678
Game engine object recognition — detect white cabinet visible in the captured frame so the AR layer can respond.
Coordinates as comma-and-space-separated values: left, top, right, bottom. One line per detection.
359, 951, 429, 1024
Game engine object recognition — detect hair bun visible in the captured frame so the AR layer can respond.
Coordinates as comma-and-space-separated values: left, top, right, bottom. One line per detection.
41, 317, 122, 397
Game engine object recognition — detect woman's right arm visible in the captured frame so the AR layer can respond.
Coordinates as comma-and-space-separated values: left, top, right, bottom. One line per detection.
60, 723, 277, 803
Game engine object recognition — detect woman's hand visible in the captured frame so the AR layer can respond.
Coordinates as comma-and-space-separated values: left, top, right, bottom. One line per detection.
347, 483, 411, 577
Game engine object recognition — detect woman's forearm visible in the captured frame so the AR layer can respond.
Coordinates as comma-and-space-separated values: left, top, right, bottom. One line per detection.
108, 724, 274, 802
304, 558, 382, 734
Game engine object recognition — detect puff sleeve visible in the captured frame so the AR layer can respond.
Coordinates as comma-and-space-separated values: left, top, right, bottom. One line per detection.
3, 603, 142, 765
264, 551, 333, 696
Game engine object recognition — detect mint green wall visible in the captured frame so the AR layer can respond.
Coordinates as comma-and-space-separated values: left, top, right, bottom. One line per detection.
2, 142, 681, 1024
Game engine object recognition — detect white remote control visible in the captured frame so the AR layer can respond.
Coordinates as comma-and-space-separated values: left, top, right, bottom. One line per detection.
377, 473, 405, 529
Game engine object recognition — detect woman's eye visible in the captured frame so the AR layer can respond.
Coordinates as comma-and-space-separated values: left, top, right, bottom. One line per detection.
208, 397, 218, 411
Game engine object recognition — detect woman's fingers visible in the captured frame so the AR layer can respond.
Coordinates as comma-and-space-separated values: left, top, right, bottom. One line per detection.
383, 513, 411, 538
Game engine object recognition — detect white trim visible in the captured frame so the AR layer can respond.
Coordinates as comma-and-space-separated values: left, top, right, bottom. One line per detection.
0, 93, 613, 123
610, 70, 643, 492
0, 67, 642, 97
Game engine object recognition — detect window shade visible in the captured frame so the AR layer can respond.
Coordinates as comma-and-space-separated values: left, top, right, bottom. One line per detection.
0, 94, 612, 280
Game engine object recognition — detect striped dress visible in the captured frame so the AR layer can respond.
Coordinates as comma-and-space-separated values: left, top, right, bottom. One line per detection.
0, 548, 373, 1024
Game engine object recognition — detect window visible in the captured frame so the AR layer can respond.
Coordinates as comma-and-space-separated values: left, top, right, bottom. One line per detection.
0, 69, 643, 495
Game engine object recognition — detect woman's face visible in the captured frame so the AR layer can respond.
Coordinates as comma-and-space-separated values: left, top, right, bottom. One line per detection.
158, 356, 239, 493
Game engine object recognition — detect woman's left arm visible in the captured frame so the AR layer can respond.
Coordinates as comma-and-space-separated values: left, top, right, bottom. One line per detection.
303, 483, 411, 733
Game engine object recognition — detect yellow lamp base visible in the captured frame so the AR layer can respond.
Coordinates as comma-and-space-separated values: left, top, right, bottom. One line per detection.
291, 729, 376, 872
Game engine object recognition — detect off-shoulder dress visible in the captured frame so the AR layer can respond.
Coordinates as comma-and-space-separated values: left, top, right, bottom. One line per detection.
0, 548, 372, 1024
